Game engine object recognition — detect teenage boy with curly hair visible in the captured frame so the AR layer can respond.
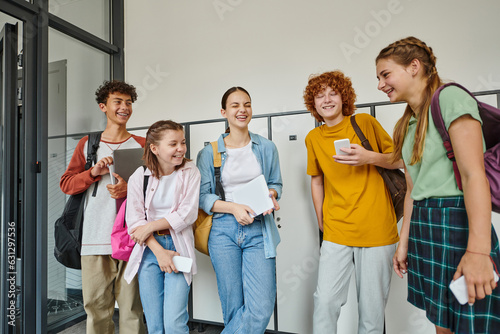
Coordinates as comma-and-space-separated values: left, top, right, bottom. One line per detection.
60, 80, 146, 334
304, 71, 401, 334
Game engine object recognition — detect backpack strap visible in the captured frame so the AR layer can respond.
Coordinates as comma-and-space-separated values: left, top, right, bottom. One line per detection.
142, 166, 149, 198
210, 141, 225, 201
350, 115, 384, 176
350, 115, 406, 209
85, 132, 102, 197
121, 166, 149, 228
142, 166, 149, 219
350, 115, 373, 151
430, 83, 472, 190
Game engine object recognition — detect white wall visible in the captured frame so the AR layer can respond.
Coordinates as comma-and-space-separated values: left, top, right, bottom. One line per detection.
124, 0, 500, 127
123, 0, 500, 243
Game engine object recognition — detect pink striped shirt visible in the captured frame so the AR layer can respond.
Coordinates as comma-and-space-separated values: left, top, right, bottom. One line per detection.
124, 161, 200, 285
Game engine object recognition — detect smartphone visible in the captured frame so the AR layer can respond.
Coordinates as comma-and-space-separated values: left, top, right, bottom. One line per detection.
172, 256, 193, 273
449, 270, 499, 304
334, 139, 350, 156
108, 163, 116, 185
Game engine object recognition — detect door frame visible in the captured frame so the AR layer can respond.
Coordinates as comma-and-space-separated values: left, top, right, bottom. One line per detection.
0, 0, 125, 332
0, 21, 19, 334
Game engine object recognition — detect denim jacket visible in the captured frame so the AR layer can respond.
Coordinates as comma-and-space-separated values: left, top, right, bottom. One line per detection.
196, 132, 283, 258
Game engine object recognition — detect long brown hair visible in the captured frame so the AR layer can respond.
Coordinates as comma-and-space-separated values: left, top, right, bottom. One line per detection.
143, 120, 189, 178
376, 36, 443, 164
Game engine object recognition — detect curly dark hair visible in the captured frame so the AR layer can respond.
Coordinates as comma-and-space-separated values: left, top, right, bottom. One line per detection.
303, 71, 357, 122
95, 80, 138, 104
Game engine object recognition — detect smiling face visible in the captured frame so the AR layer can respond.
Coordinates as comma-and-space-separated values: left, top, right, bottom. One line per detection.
314, 86, 344, 127
150, 129, 186, 175
376, 57, 415, 104
221, 90, 252, 130
99, 92, 133, 126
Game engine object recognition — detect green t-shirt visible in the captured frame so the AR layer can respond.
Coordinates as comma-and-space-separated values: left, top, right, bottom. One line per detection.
403, 85, 485, 200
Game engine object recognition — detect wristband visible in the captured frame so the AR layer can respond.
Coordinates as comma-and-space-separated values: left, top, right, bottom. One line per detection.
466, 249, 490, 257
466, 250, 499, 276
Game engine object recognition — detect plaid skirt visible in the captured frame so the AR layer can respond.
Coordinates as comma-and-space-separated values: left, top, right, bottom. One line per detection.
408, 196, 500, 333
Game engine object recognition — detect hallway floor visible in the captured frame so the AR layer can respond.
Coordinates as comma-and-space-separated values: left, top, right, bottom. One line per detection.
56, 311, 223, 334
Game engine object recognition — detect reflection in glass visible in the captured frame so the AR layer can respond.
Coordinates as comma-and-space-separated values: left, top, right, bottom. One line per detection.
47, 137, 86, 326
49, 0, 110, 42
49, 28, 110, 135
48, 28, 110, 329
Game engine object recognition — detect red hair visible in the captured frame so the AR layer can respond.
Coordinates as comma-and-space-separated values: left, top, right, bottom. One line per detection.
303, 71, 357, 122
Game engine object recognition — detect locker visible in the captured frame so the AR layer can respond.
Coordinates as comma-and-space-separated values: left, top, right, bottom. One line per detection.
188, 121, 226, 323
271, 113, 319, 333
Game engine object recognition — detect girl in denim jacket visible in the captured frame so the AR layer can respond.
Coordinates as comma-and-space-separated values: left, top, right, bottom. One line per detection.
197, 87, 283, 334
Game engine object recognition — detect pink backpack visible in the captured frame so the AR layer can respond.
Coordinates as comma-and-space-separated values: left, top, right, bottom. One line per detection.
111, 199, 135, 261
111, 169, 149, 261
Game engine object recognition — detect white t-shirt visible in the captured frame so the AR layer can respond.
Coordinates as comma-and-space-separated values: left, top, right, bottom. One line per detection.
222, 142, 262, 202
149, 171, 178, 221
81, 136, 143, 256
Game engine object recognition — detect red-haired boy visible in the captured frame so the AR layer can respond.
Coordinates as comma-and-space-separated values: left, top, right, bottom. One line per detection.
304, 71, 401, 334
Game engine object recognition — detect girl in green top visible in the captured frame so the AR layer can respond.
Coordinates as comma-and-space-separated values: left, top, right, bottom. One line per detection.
376, 36, 499, 334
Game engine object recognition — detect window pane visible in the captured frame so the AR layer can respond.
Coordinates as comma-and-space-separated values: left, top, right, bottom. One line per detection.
47, 137, 85, 325
47, 27, 110, 328
49, 27, 110, 135
49, 0, 110, 42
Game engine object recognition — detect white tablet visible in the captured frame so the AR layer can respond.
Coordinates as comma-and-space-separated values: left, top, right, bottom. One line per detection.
232, 175, 274, 217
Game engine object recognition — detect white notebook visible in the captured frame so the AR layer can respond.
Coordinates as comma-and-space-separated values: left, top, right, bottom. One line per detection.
232, 175, 274, 217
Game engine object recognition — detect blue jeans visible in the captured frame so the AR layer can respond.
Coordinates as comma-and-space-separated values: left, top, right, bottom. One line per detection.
137, 234, 190, 334
209, 214, 276, 334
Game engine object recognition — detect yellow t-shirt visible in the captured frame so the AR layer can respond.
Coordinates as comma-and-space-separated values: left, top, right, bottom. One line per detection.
305, 114, 399, 247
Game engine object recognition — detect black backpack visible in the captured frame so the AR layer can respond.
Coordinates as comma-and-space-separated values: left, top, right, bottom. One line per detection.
54, 133, 101, 269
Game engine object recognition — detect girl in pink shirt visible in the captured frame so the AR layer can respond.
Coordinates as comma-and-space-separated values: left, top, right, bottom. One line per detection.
124, 120, 200, 334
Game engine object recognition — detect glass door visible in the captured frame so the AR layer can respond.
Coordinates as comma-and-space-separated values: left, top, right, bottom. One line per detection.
0, 22, 21, 334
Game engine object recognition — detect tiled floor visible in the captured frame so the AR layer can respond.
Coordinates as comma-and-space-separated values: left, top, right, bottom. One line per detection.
56, 312, 223, 334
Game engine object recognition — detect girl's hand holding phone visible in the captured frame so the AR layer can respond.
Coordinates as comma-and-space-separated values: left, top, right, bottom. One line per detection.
157, 249, 180, 274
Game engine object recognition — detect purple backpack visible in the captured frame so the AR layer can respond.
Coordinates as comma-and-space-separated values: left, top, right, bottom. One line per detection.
431, 82, 500, 213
